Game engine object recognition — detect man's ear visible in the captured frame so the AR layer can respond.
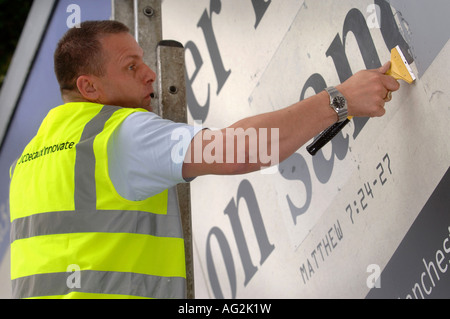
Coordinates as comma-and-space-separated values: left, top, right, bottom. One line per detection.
76, 75, 101, 101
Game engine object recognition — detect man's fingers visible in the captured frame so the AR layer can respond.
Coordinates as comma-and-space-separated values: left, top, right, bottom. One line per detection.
377, 61, 401, 92
378, 61, 391, 74
383, 74, 401, 92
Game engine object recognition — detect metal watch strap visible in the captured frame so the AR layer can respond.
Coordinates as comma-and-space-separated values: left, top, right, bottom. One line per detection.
325, 86, 348, 123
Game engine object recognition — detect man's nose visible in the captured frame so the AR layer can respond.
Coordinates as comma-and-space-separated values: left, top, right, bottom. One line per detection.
143, 63, 156, 84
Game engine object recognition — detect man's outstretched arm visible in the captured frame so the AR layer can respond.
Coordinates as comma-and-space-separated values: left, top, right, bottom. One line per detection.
182, 62, 400, 179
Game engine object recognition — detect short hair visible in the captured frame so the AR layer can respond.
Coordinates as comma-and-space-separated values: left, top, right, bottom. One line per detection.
54, 20, 130, 92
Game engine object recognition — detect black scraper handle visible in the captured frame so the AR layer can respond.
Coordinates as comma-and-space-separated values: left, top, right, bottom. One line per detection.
306, 119, 350, 156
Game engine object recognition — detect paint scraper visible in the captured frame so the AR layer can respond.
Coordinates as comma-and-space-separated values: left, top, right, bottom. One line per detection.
386, 45, 416, 84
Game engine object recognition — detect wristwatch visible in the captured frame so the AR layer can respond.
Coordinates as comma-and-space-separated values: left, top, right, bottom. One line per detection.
325, 86, 348, 123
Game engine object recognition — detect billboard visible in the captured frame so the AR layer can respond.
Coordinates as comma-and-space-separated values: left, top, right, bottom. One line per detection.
0, 0, 448, 299
161, 0, 450, 298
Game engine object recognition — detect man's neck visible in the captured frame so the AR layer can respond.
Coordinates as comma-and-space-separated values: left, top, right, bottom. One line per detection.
62, 91, 97, 105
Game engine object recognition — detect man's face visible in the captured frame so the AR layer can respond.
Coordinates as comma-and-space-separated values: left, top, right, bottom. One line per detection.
95, 32, 156, 111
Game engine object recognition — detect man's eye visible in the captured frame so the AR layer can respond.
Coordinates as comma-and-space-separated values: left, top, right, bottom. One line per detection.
128, 65, 136, 71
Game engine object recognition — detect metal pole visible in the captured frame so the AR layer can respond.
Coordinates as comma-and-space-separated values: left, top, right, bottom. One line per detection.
112, 0, 194, 299
157, 40, 194, 299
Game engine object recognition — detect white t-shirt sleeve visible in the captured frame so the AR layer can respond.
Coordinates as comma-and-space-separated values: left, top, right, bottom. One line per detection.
107, 111, 203, 201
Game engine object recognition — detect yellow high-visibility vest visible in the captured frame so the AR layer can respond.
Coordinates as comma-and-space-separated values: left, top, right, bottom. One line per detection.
9, 102, 186, 299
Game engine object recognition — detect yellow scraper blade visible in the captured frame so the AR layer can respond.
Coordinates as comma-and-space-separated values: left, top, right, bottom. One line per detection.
386, 45, 416, 84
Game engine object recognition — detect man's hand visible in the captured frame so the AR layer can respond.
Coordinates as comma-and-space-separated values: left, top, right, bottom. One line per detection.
337, 62, 401, 118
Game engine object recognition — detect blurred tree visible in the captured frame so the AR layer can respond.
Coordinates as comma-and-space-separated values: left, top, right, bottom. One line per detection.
0, 0, 34, 89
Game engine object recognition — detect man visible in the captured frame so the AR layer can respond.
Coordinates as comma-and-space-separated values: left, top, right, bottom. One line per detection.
9, 20, 400, 299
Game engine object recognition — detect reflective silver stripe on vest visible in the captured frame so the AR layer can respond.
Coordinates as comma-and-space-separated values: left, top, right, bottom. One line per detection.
74, 105, 119, 211
12, 105, 186, 299
10, 209, 183, 242
13, 270, 185, 299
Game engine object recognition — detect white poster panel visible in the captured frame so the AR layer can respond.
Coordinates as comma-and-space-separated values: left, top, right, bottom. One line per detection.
162, 0, 450, 299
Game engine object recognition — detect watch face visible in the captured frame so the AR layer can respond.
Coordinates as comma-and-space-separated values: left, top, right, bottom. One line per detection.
333, 96, 346, 109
